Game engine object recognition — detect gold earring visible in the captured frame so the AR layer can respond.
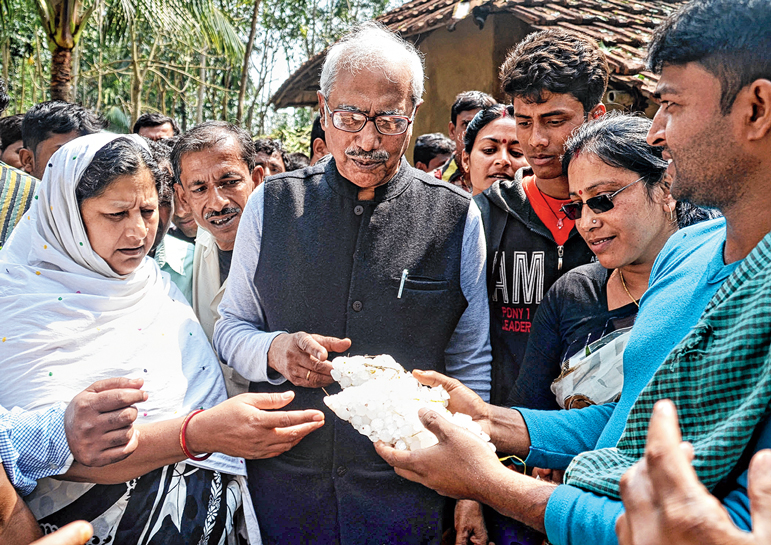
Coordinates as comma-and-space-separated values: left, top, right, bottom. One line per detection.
668, 203, 676, 223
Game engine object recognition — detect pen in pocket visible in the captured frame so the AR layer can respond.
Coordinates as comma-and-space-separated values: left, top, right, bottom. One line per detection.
397, 269, 408, 298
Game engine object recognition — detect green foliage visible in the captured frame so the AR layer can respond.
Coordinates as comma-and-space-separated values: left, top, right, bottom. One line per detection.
103, 104, 130, 133
0, 0, 396, 137
264, 106, 315, 153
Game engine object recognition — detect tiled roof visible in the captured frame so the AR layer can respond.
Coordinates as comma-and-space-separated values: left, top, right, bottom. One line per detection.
271, 0, 687, 108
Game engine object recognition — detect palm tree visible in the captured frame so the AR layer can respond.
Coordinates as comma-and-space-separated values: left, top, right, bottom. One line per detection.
33, 1, 96, 101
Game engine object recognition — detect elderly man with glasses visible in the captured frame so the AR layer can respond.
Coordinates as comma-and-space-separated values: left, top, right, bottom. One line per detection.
213, 21, 491, 545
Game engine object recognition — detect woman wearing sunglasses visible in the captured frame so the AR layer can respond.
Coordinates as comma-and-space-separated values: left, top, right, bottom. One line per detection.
507, 113, 714, 413
461, 104, 529, 195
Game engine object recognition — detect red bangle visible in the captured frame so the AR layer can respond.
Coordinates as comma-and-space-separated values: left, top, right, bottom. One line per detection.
180, 409, 212, 461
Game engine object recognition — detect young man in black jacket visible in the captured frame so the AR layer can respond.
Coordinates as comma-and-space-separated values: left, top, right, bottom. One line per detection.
475, 29, 608, 407
457, 29, 608, 545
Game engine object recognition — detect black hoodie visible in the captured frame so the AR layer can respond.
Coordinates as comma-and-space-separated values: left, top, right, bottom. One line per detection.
474, 167, 596, 405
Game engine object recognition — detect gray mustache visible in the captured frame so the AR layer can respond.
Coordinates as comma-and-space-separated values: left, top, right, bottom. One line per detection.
345, 147, 390, 162
205, 206, 241, 221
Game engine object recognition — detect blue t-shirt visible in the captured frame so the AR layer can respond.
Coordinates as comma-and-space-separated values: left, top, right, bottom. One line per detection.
516, 218, 759, 545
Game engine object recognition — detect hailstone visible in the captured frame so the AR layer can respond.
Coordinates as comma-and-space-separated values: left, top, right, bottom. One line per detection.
324, 354, 495, 452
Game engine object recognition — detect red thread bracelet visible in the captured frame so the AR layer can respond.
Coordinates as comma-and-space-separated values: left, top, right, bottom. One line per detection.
180, 409, 212, 461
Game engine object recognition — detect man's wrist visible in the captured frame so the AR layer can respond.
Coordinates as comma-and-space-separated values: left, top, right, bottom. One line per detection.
488, 405, 531, 458
266, 332, 288, 372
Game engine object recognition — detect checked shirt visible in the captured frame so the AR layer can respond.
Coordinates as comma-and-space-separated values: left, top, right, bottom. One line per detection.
565, 227, 771, 499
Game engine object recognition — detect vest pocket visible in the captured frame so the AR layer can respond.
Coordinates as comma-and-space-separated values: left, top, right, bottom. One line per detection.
400, 276, 450, 291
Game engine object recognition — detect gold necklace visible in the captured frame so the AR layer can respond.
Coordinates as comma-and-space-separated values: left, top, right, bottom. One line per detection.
617, 269, 639, 308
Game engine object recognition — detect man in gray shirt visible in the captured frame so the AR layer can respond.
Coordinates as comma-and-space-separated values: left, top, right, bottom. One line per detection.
214, 22, 491, 544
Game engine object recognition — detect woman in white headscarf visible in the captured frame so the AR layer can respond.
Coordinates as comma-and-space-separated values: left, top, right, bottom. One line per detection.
0, 133, 324, 543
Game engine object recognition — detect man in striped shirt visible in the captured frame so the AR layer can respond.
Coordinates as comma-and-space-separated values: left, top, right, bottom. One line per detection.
0, 162, 38, 249
0, 81, 38, 249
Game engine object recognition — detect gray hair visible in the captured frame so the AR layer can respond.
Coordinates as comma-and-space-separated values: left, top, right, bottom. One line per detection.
320, 22, 425, 107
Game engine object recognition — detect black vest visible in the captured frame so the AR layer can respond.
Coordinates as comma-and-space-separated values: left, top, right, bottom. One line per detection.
248, 157, 470, 544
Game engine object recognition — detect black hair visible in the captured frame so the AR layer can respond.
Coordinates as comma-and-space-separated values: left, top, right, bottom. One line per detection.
414, 132, 454, 166
450, 91, 496, 125
22, 101, 106, 155
562, 112, 716, 228
647, 0, 771, 115
500, 29, 609, 113
253, 138, 287, 170
144, 137, 174, 206
76, 137, 163, 207
0, 79, 9, 115
463, 104, 515, 155
0, 114, 23, 151
285, 151, 310, 171
310, 114, 325, 157
253, 137, 280, 156
155, 134, 179, 152
171, 121, 256, 185
132, 112, 181, 136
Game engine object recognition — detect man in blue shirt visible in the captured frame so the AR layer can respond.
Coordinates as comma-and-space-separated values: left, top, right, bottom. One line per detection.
376, 1, 771, 543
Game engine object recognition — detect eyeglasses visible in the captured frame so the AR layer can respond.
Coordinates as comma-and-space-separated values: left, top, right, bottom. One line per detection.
323, 99, 415, 136
560, 177, 644, 220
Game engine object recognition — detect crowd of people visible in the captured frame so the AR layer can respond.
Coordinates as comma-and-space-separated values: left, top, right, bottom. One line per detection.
0, 0, 770, 544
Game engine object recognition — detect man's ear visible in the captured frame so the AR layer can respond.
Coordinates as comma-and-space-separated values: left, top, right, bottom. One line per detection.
251, 165, 265, 189
317, 92, 327, 129
415, 161, 428, 172
742, 79, 771, 142
18, 147, 34, 175
588, 103, 606, 120
173, 182, 190, 210
312, 138, 328, 164
448, 121, 457, 141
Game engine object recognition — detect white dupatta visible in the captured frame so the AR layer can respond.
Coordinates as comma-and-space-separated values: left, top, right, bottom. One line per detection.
0, 134, 260, 538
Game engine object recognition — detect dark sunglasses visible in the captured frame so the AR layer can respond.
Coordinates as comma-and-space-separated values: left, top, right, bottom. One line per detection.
560, 177, 644, 220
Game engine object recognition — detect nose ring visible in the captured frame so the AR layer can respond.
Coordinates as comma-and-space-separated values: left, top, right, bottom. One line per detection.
592, 219, 597, 224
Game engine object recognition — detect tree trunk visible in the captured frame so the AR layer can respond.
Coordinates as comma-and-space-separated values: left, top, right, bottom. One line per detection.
51, 47, 73, 102
96, 8, 104, 112
2, 39, 9, 90
160, 82, 167, 116
72, 45, 80, 103
196, 53, 206, 124
180, 93, 188, 132
129, 22, 143, 125
237, 0, 261, 123
35, 35, 45, 106
20, 57, 27, 111
221, 69, 231, 120
131, 72, 142, 125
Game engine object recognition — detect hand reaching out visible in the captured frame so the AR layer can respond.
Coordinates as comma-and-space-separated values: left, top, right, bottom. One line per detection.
267, 332, 351, 388
375, 407, 503, 500
187, 391, 325, 459
411, 370, 492, 436
454, 499, 492, 545
616, 399, 771, 545
64, 377, 148, 467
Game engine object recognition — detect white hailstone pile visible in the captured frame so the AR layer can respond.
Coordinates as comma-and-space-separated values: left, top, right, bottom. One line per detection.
324, 354, 495, 452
